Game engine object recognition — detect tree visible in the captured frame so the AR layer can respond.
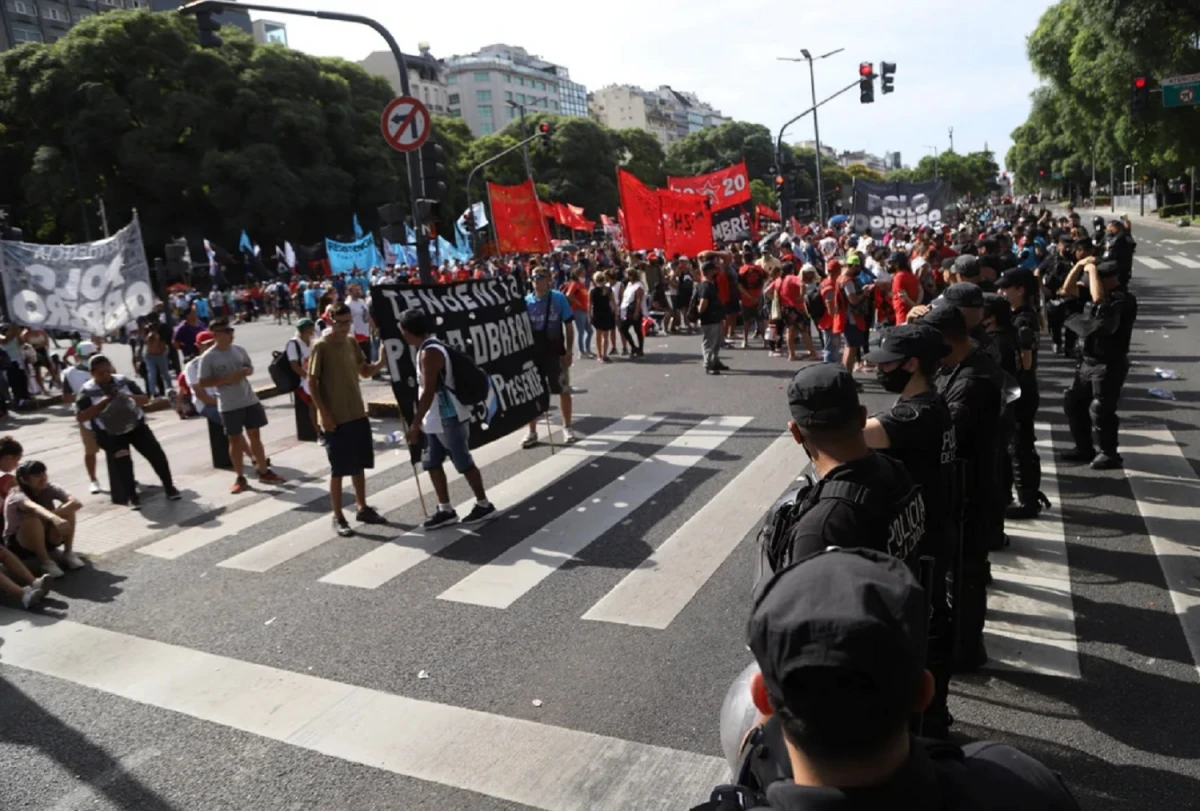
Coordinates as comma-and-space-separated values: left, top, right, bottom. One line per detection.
749, 178, 776, 210
498, 113, 621, 218
844, 164, 885, 183
615, 128, 666, 187
664, 121, 777, 180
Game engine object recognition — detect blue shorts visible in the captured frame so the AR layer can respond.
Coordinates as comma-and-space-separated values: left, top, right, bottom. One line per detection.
422, 418, 475, 474
843, 323, 867, 349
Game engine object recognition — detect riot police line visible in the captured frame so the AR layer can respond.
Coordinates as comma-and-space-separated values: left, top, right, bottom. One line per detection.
688, 204, 1136, 809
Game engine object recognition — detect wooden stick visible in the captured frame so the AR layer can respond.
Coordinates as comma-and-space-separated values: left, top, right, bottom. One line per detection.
544, 410, 557, 455
412, 463, 428, 518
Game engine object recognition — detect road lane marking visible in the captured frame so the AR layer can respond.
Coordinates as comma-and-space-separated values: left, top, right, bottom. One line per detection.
1167, 255, 1200, 269
0, 614, 728, 810
1135, 257, 1170, 270
1120, 425, 1200, 680
984, 422, 1081, 678
318, 416, 663, 589
438, 416, 752, 610
583, 433, 799, 629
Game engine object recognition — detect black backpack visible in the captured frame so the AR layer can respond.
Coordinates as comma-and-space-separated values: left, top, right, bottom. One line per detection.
423, 338, 489, 406
805, 284, 827, 323
268, 339, 302, 394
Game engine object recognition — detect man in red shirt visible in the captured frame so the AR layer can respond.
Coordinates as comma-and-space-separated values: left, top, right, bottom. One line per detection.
737, 261, 767, 348
818, 261, 841, 363
889, 252, 921, 325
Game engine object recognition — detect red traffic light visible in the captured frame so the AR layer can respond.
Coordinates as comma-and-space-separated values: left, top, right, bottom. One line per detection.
538, 123, 550, 133
859, 62, 874, 77
1134, 76, 1147, 89
1039, 170, 1045, 176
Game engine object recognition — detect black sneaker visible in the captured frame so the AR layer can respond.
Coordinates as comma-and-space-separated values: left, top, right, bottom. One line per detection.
165, 486, 182, 501
356, 506, 386, 525
1090, 453, 1124, 470
715, 361, 730, 371
462, 502, 496, 524
423, 508, 459, 530
129, 496, 142, 511
705, 367, 721, 376
1058, 446, 1095, 463
332, 515, 356, 537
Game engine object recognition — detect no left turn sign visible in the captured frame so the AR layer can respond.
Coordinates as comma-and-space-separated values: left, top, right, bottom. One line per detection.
380, 96, 431, 153
1181, 88, 1196, 103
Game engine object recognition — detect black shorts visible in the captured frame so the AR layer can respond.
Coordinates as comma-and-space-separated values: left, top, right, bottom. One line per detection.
325, 416, 374, 477
536, 354, 568, 396
221, 402, 269, 436
741, 305, 761, 323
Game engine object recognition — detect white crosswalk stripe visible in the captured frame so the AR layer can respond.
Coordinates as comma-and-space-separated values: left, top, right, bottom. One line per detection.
1136, 256, 1171, 270
1167, 254, 1200, 269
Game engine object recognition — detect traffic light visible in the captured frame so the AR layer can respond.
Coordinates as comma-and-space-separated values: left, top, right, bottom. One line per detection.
1039, 169, 1046, 178
880, 62, 896, 94
1131, 74, 1150, 114
859, 62, 875, 104
775, 174, 787, 195
378, 202, 407, 246
539, 122, 553, 148
463, 207, 476, 232
419, 141, 446, 222
195, 10, 222, 49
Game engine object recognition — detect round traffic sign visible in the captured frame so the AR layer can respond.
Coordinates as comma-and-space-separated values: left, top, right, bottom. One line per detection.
380, 96, 431, 153
1181, 87, 1195, 103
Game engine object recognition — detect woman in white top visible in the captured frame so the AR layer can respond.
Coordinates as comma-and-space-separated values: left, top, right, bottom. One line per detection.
618, 268, 646, 358
287, 319, 318, 436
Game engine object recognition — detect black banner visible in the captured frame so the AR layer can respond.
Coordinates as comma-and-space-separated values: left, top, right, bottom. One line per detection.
371, 278, 549, 453
850, 180, 949, 237
711, 201, 753, 244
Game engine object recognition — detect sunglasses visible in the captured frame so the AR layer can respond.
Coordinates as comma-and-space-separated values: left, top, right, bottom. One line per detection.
333, 318, 352, 326
213, 327, 234, 334
531, 275, 548, 282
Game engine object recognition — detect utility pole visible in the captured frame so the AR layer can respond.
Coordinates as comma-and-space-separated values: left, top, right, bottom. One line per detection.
924, 145, 939, 179
1190, 165, 1196, 221
779, 48, 843, 226
1110, 165, 1115, 213
98, 198, 110, 238
507, 97, 545, 181
948, 126, 954, 153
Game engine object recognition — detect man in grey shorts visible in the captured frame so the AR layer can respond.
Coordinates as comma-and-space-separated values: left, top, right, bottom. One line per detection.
198, 318, 285, 494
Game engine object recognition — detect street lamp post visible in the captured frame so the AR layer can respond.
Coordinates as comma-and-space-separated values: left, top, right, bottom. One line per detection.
779, 48, 843, 226
924, 145, 940, 179
62, 81, 104, 242
506, 97, 546, 181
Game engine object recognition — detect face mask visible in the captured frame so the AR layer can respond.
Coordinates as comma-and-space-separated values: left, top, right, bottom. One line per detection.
876, 366, 913, 394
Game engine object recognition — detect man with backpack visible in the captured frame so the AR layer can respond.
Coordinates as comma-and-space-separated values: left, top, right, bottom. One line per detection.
399, 310, 495, 531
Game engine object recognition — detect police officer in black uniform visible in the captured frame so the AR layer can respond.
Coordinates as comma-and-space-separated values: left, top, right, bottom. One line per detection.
1061, 257, 1138, 469
697, 548, 1082, 811
1039, 231, 1076, 355
923, 303, 1003, 671
861, 324, 958, 737
1102, 217, 1136, 288
756, 365, 926, 584
998, 269, 1049, 518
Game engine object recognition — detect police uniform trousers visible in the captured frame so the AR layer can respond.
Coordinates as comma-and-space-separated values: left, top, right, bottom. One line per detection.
1064, 357, 1129, 456
996, 404, 1017, 513
1045, 299, 1078, 356
1009, 382, 1041, 501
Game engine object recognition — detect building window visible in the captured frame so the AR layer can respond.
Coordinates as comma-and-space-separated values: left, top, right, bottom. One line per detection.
509, 107, 516, 119
477, 105, 493, 119
44, 6, 70, 21
448, 75, 458, 85
539, 81, 547, 91
516, 93, 525, 104
448, 93, 460, 105
503, 74, 511, 84
74, 9, 91, 19
517, 77, 525, 87
13, 26, 43, 42
476, 90, 491, 102
474, 71, 490, 82
480, 122, 495, 134
551, 100, 559, 111
11, 0, 36, 14
505, 91, 513, 101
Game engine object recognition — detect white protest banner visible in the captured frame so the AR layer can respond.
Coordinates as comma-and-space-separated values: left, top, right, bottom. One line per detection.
0, 215, 154, 335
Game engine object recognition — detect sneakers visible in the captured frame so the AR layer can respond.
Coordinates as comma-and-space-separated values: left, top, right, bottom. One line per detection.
129, 496, 142, 511
63, 552, 86, 570
165, 486, 182, 501
258, 469, 286, 484
714, 362, 730, 371
462, 502, 497, 524
231, 476, 250, 494
41, 559, 65, 579
332, 515, 356, 537
21, 585, 43, 610
30, 575, 51, 595
1058, 446, 1095, 463
563, 428, 578, 444
1090, 453, 1124, 470
521, 431, 538, 449
89, 480, 101, 495
423, 508, 459, 530
355, 506, 386, 525
705, 367, 722, 376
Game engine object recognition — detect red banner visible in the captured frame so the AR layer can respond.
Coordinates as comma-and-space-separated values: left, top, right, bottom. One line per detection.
659, 189, 713, 257
488, 179, 550, 254
539, 200, 556, 221
617, 169, 665, 250
667, 161, 752, 211
756, 203, 781, 222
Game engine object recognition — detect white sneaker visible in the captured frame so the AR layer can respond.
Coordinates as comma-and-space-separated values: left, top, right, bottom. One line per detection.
30, 575, 51, 595
42, 560, 65, 578
521, 431, 538, 449
563, 428, 578, 444
63, 552, 86, 570
21, 585, 43, 610
89, 480, 101, 495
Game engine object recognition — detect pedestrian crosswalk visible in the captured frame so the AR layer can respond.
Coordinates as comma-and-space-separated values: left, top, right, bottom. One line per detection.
1135, 254, 1200, 270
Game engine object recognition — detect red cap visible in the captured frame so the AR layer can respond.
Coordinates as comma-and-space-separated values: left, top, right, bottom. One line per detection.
196, 331, 215, 344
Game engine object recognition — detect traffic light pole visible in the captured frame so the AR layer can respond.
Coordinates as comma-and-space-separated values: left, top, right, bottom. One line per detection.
463, 130, 544, 255
178, 0, 432, 281
806, 59, 827, 228
774, 77, 863, 223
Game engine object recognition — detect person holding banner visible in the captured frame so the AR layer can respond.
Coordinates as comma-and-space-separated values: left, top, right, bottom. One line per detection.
523, 269, 577, 447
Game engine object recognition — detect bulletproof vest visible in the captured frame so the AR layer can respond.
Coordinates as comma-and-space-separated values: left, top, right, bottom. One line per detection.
972, 328, 1004, 368
1083, 290, 1137, 362
989, 328, 1021, 379
757, 461, 926, 580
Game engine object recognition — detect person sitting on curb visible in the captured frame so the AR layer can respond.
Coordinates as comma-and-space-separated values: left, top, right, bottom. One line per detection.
3, 460, 84, 579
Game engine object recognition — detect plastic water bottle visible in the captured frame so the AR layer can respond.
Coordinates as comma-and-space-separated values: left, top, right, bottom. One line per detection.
1154, 368, 1180, 380
1148, 388, 1176, 400
386, 430, 405, 446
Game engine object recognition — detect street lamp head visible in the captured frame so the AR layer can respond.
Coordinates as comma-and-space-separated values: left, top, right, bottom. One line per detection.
177, 0, 223, 15
800, 48, 812, 59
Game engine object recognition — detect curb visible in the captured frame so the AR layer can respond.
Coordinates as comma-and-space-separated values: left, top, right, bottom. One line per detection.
18, 383, 283, 414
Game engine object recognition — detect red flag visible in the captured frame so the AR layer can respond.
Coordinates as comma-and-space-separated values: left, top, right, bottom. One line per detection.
566, 204, 590, 231
756, 203, 781, 222
488, 179, 550, 254
666, 161, 752, 211
790, 217, 803, 234
539, 200, 556, 220
658, 189, 713, 257
600, 214, 614, 228
617, 169, 665, 250
553, 202, 571, 227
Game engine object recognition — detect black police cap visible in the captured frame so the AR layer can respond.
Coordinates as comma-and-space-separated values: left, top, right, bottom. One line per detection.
942, 282, 985, 308
864, 324, 948, 365
786, 364, 860, 429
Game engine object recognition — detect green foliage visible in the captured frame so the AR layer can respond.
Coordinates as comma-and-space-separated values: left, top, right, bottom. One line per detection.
844, 164, 885, 183
1158, 203, 1194, 219
665, 121, 777, 180
1009, 0, 1200, 191
749, 178, 776, 209
615, 128, 666, 187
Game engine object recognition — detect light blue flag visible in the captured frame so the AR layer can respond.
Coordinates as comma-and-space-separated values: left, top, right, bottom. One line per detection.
325, 234, 380, 275
353, 213, 364, 240
238, 230, 253, 254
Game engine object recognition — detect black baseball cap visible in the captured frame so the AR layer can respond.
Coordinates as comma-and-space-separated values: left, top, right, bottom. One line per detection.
996, 268, 1036, 290
864, 324, 948, 364
786, 364, 860, 429
887, 252, 910, 268
952, 254, 981, 278
921, 299, 969, 335
748, 548, 928, 711
942, 281, 985, 308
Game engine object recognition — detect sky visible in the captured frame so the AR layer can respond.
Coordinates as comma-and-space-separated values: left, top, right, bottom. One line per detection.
244, 0, 1057, 171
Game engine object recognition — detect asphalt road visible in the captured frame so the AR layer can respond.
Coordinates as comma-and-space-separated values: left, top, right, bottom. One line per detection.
2, 236, 1199, 809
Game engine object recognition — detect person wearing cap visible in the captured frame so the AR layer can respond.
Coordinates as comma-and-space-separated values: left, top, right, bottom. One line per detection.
287, 319, 319, 437
1039, 231, 1079, 355
723, 548, 1081, 810
183, 330, 222, 426
1059, 255, 1138, 470
861, 324, 958, 736
920, 303, 1003, 670
888, 252, 921, 326
696, 260, 729, 374
997, 270, 1049, 518
1101, 216, 1135, 288
60, 340, 103, 494
757, 365, 925, 581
